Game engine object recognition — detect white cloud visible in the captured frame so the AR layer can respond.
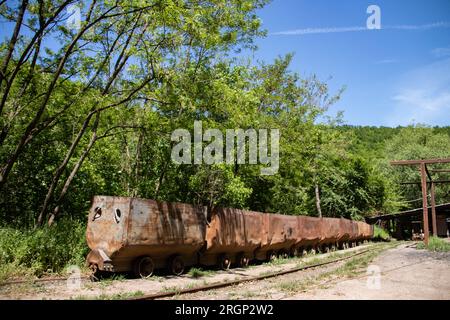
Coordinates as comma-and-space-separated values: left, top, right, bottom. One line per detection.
271, 21, 450, 36
375, 59, 397, 65
271, 26, 366, 36
387, 59, 450, 126
431, 46, 450, 58
388, 21, 450, 30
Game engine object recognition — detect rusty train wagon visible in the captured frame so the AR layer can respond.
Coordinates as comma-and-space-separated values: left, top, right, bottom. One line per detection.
86, 196, 373, 278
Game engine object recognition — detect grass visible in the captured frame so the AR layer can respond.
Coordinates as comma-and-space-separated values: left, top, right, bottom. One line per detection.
241, 290, 257, 298
161, 285, 181, 294
275, 242, 400, 294
74, 290, 144, 300
184, 282, 197, 289
266, 257, 292, 266
416, 236, 450, 252
98, 274, 126, 287
187, 267, 215, 278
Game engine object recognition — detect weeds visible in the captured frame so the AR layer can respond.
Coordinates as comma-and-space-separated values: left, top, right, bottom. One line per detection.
187, 267, 214, 278
416, 236, 450, 252
162, 285, 181, 294
276, 242, 399, 294
373, 225, 390, 241
74, 290, 144, 300
0, 220, 89, 281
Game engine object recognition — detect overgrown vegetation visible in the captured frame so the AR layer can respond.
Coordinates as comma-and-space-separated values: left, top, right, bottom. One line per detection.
416, 236, 450, 252
276, 242, 400, 294
0, 220, 88, 281
0, 1, 448, 281
187, 267, 214, 278
74, 290, 144, 300
373, 225, 391, 242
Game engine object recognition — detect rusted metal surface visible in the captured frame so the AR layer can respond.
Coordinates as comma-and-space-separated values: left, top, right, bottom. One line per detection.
201, 207, 263, 265
86, 196, 374, 276
420, 163, 430, 245
86, 196, 206, 271
430, 182, 437, 236
205, 208, 262, 253
296, 216, 322, 247
356, 221, 373, 241
338, 218, 353, 243
390, 158, 450, 165
319, 217, 342, 246
263, 214, 299, 253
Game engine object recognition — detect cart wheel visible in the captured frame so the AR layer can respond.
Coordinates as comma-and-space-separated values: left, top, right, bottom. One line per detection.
133, 256, 154, 278
237, 253, 249, 268
290, 247, 299, 257
89, 264, 100, 282
219, 254, 231, 270
267, 251, 277, 261
169, 255, 185, 276
278, 250, 289, 259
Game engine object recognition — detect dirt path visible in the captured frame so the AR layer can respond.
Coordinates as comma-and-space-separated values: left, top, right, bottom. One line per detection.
0, 242, 378, 300
3, 242, 446, 300
289, 243, 450, 300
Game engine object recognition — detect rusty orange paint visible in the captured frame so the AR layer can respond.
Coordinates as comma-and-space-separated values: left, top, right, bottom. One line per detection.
86, 196, 374, 275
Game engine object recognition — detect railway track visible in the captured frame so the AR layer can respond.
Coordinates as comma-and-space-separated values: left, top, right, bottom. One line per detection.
1, 242, 407, 292
0, 275, 90, 287
128, 246, 378, 300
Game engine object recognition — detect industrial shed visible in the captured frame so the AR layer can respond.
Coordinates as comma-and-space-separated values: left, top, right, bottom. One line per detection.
366, 203, 450, 240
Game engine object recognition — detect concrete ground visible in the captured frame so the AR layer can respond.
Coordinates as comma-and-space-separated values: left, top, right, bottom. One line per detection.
290, 243, 450, 300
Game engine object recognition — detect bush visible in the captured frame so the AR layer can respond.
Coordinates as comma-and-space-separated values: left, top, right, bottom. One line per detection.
187, 267, 213, 278
0, 219, 89, 281
416, 236, 450, 252
373, 225, 390, 241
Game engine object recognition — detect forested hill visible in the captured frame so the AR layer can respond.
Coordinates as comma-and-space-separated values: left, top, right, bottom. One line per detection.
0, 1, 449, 231
338, 125, 450, 157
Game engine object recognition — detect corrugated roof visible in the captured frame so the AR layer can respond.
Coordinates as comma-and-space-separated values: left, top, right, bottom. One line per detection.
365, 202, 450, 222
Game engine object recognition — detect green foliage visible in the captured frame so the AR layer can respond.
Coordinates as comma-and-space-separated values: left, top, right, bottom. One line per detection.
187, 267, 214, 278
383, 126, 450, 209
188, 164, 252, 208
0, 220, 88, 280
0, 0, 449, 281
416, 236, 450, 252
373, 225, 390, 241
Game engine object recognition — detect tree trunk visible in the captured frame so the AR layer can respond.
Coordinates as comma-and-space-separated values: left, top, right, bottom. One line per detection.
0, 0, 28, 90
315, 182, 322, 218
47, 113, 101, 225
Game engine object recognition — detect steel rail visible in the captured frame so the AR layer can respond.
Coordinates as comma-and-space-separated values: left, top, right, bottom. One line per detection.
1, 243, 392, 290
129, 247, 374, 300
0, 275, 90, 287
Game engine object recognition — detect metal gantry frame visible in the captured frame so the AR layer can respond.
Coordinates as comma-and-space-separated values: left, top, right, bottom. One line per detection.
390, 158, 450, 245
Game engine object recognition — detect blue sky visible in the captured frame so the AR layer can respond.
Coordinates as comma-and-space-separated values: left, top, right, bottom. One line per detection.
1, 1, 449, 127
252, 0, 450, 126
